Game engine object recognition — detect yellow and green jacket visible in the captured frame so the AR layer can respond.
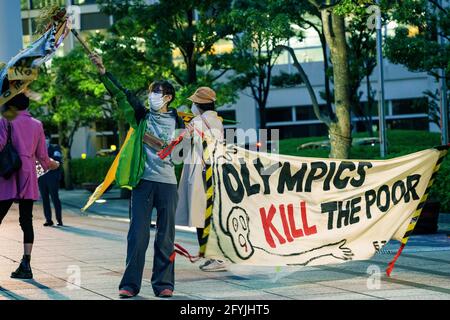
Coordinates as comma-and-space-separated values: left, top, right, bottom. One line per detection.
99, 72, 184, 189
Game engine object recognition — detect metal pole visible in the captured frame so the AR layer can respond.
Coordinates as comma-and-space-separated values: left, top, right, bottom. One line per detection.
376, 0, 388, 157
438, 0, 448, 145
440, 70, 449, 145
28, 0, 33, 44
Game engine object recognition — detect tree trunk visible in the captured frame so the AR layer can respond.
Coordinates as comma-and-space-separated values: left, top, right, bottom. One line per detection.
320, 31, 333, 113
321, 11, 352, 159
187, 59, 197, 84
258, 101, 267, 130
186, 8, 197, 85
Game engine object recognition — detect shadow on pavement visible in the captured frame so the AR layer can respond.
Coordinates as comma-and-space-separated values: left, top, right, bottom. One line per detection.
0, 286, 28, 300
26, 279, 71, 300
54, 226, 124, 242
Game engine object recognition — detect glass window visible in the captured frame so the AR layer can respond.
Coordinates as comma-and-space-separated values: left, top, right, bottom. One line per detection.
296, 105, 330, 121
392, 98, 428, 115
360, 101, 381, 117
274, 124, 328, 139
30, 0, 66, 10
266, 107, 293, 123
22, 19, 30, 35
293, 47, 323, 63
73, 0, 98, 4
296, 105, 316, 121
218, 110, 236, 122
81, 12, 111, 30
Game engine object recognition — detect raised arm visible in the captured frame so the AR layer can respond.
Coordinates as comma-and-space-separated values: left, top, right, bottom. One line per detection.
89, 53, 146, 128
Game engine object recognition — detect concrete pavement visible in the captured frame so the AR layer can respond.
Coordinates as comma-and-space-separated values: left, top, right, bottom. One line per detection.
0, 198, 449, 300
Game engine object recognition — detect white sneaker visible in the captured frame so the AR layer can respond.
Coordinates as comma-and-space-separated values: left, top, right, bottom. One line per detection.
199, 259, 227, 272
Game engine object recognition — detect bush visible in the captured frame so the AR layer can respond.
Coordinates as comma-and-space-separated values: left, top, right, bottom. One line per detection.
430, 158, 450, 212
70, 157, 115, 186
279, 130, 449, 212
70, 157, 185, 187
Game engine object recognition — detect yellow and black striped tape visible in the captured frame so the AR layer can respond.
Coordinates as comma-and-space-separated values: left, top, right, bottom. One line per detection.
199, 139, 214, 256
400, 148, 448, 245
387, 146, 448, 276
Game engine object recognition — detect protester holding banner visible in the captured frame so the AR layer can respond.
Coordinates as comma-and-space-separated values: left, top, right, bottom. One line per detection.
0, 80, 60, 280
175, 87, 228, 272
90, 53, 184, 299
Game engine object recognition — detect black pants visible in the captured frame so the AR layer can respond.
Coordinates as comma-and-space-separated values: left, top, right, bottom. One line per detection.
0, 200, 34, 243
197, 228, 204, 246
38, 171, 62, 223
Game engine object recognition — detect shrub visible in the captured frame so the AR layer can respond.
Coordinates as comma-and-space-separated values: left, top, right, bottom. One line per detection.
70, 157, 115, 186
70, 157, 185, 187
430, 158, 450, 212
279, 130, 449, 212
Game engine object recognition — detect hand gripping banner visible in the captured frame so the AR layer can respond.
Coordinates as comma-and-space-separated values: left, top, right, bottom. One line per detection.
203, 142, 448, 275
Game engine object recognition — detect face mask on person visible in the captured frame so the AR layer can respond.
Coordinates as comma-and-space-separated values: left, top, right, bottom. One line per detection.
148, 92, 166, 111
191, 103, 201, 116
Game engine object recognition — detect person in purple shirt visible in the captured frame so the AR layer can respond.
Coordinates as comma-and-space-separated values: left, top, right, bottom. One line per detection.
0, 81, 60, 279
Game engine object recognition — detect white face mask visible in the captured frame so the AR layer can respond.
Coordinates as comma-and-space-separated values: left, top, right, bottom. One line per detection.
149, 92, 165, 111
191, 104, 201, 116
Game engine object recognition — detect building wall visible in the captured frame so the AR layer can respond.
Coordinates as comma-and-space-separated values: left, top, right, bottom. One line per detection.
0, 1, 23, 64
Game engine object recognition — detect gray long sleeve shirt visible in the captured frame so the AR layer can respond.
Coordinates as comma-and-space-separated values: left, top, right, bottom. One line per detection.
142, 110, 178, 185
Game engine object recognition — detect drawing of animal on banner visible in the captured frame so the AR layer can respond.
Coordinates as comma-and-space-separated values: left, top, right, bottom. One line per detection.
204, 141, 447, 267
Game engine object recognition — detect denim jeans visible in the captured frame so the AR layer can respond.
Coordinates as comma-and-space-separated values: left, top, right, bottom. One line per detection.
119, 179, 178, 295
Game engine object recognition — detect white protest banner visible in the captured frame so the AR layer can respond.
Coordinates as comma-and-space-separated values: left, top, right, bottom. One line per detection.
205, 142, 448, 272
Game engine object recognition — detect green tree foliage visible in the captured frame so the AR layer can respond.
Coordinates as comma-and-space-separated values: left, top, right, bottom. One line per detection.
227, 0, 299, 129
96, 0, 238, 107
384, 0, 449, 78
29, 47, 106, 188
383, 0, 448, 141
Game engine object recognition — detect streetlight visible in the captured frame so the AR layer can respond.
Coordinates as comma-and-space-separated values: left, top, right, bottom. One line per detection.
376, 0, 388, 157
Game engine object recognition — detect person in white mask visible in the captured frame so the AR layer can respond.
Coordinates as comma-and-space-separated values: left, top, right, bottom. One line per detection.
89, 53, 184, 299
175, 87, 228, 272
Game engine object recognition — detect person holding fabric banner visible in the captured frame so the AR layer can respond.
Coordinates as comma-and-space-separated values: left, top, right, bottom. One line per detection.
175, 87, 228, 272
90, 53, 185, 299
0, 80, 60, 280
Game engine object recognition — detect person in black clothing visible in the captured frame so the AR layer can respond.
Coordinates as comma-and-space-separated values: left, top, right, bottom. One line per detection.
38, 135, 63, 226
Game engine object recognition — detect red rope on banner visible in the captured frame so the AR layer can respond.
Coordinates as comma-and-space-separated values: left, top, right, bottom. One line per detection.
171, 243, 201, 263
157, 131, 187, 160
158, 128, 205, 160
385, 243, 405, 277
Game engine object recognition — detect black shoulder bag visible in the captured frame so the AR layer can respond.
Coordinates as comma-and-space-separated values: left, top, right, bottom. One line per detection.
0, 122, 22, 179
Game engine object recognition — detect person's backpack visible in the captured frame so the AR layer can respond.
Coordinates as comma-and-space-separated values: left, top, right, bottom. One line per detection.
0, 122, 22, 179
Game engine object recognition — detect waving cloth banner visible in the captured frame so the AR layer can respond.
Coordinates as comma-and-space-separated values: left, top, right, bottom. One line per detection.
0, 18, 69, 108
204, 142, 448, 273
